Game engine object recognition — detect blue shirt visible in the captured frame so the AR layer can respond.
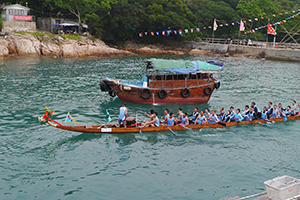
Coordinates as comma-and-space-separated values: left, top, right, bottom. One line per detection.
167, 117, 174, 126
153, 116, 159, 127
119, 107, 126, 120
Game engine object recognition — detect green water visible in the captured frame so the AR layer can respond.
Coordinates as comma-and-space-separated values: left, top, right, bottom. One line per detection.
0, 55, 299, 200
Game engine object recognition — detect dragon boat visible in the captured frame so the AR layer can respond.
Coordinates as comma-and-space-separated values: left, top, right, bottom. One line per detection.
47, 112, 300, 134
99, 58, 223, 104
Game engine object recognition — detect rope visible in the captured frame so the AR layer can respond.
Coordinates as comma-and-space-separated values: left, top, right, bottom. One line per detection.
239, 191, 267, 200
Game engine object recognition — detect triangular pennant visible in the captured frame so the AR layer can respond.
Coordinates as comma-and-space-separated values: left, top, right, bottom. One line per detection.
65, 112, 78, 124
267, 23, 276, 35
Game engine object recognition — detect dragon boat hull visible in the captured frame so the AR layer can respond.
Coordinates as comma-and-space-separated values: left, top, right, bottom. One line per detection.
48, 113, 300, 134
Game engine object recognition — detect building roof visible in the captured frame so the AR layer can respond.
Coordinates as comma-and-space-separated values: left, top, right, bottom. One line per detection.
2, 4, 30, 11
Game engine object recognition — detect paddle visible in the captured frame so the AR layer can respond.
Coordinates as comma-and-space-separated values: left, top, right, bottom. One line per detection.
179, 125, 192, 130
167, 126, 177, 136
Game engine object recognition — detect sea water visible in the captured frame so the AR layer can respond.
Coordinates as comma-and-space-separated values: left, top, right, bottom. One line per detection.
0, 55, 299, 200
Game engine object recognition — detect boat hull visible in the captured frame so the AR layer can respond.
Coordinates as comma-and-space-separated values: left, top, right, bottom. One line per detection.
48, 113, 300, 134
101, 78, 218, 104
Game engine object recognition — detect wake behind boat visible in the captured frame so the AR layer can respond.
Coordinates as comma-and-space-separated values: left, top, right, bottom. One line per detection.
99, 58, 223, 104
46, 112, 300, 134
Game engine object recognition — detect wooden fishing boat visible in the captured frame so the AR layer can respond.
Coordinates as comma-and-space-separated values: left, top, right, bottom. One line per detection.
99, 58, 223, 104
47, 113, 300, 134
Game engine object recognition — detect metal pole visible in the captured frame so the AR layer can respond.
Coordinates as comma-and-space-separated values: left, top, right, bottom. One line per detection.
273, 25, 277, 48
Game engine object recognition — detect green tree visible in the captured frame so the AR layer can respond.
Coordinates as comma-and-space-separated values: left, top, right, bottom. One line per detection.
47, 0, 113, 33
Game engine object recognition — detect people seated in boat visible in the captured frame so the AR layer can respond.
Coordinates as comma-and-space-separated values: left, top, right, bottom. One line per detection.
271, 104, 280, 119
205, 108, 211, 121
230, 109, 244, 122
118, 103, 128, 128
165, 113, 175, 126
278, 103, 285, 117
245, 107, 256, 121
229, 106, 235, 117
161, 109, 170, 125
284, 106, 292, 117
189, 107, 199, 124
222, 110, 231, 122
251, 102, 261, 118
195, 111, 208, 124
242, 105, 250, 120
291, 100, 297, 116
261, 107, 268, 120
176, 108, 184, 124
217, 107, 224, 121
180, 112, 189, 126
145, 109, 155, 120
267, 102, 273, 119
140, 112, 160, 127
209, 110, 220, 124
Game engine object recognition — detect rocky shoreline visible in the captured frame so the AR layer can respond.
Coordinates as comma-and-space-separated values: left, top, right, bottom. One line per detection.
0, 32, 135, 59
0, 32, 268, 60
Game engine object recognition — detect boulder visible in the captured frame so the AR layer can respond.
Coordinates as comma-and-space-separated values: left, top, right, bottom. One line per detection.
188, 49, 211, 55
41, 41, 62, 57
0, 45, 10, 59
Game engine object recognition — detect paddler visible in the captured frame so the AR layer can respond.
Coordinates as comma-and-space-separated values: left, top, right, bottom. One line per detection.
118, 103, 128, 128
251, 102, 261, 118
189, 107, 199, 124
180, 112, 189, 126
217, 107, 224, 121
195, 111, 207, 124
267, 102, 273, 119
230, 109, 244, 122
261, 107, 268, 120
291, 100, 297, 116
161, 109, 170, 125
176, 108, 184, 124
271, 104, 280, 119
209, 110, 220, 124
140, 112, 159, 127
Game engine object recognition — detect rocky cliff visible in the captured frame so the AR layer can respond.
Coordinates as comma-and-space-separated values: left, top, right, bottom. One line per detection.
0, 32, 134, 59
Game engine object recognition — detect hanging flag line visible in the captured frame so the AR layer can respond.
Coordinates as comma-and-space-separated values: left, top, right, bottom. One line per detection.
243, 12, 299, 35
138, 9, 300, 37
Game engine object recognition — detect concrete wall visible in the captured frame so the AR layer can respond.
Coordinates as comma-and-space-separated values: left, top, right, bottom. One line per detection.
36, 18, 57, 33
228, 45, 267, 57
185, 42, 229, 53
266, 48, 300, 61
2, 21, 36, 32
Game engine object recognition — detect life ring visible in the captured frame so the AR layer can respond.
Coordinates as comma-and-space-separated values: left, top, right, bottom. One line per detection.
181, 88, 190, 98
204, 87, 212, 95
141, 88, 151, 99
158, 89, 167, 99
109, 91, 116, 97
214, 82, 220, 89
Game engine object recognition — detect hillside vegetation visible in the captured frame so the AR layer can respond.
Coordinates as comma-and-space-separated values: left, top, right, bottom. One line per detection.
5, 0, 300, 44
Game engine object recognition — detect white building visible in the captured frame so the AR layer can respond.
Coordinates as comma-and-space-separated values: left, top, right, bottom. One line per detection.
1, 4, 36, 32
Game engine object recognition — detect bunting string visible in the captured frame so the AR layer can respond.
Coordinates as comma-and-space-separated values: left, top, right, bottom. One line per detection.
138, 9, 300, 37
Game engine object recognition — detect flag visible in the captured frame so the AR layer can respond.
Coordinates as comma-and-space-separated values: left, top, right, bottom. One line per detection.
185, 29, 188, 33
196, 28, 200, 32
106, 110, 111, 123
239, 20, 245, 31
267, 23, 276, 35
65, 112, 78, 124
190, 29, 194, 33
213, 19, 218, 31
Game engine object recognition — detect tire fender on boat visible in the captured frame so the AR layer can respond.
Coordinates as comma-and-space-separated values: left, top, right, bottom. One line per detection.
204, 87, 212, 95
158, 89, 167, 99
141, 88, 151, 99
181, 88, 190, 98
